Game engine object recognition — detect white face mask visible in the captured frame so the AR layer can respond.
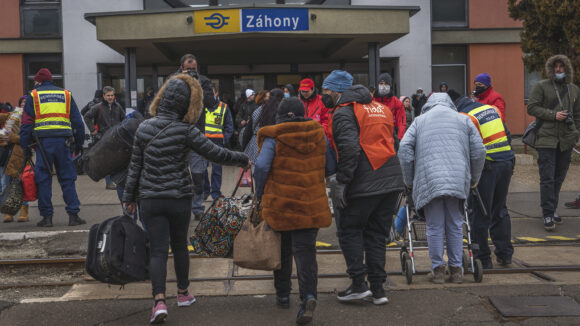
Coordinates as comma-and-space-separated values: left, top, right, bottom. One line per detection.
378, 84, 390, 96
556, 72, 566, 80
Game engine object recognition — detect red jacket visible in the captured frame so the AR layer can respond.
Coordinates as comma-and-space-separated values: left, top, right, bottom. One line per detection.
301, 93, 331, 141
476, 86, 506, 123
373, 95, 406, 140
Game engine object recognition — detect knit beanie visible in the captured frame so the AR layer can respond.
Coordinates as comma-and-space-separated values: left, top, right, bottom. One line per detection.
34, 68, 53, 83
474, 73, 491, 87
322, 70, 353, 93
378, 73, 393, 85
276, 98, 306, 124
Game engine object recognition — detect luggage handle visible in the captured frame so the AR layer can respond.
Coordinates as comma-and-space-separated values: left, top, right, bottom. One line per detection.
231, 166, 254, 198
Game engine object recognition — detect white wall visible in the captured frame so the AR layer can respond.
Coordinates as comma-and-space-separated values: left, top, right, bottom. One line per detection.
62, 0, 143, 108
353, 0, 432, 98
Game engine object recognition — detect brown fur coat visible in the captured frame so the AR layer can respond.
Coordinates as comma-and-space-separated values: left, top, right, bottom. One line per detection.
0, 113, 24, 178
257, 120, 332, 231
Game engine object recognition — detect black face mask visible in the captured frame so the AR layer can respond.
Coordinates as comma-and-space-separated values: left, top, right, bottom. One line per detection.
474, 86, 487, 96
321, 94, 335, 109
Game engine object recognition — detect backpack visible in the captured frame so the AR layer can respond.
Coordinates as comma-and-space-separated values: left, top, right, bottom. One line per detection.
86, 215, 149, 285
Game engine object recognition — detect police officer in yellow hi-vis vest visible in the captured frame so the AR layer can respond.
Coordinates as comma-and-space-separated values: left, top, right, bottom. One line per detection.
451, 90, 515, 269
20, 68, 86, 227
203, 83, 234, 200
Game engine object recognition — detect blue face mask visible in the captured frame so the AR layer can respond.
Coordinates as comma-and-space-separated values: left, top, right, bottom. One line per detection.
284, 93, 290, 99
556, 72, 566, 80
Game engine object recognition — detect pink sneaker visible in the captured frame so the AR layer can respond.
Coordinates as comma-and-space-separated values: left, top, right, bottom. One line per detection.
150, 301, 168, 324
177, 292, 196, 307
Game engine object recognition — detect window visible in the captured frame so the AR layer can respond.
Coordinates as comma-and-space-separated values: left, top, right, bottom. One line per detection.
432, 0, 467, 28
24, 54, 63, 92
431, 45, 467, 95
21, 1, 61, 37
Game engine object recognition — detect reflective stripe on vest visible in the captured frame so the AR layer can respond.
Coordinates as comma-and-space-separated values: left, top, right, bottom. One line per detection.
329, 101, 396, 170
465, 104, 511, 161
32, 89, 72, 131
204, 102, 226, 139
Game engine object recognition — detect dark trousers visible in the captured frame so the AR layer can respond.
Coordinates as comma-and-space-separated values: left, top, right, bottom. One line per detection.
537, 147, 572, 217
471, 160, 514, 263
337, 192, 399, 286
204, 140, 223, 199
139, 198, 192, 297
35, 137, 80, 217
274, 228, 319, 300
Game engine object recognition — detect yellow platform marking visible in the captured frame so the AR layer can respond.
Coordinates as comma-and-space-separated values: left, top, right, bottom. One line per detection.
546, 236, 577, 241
315, 241, 331, 248
517, 237, 546, 242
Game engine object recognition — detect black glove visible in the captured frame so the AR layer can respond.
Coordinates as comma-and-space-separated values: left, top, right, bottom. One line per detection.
331, 182, 348, 210
74, 144, 83, 156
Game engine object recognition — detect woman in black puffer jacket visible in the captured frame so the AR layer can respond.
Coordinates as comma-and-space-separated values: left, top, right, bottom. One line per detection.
122, 74, 249, 323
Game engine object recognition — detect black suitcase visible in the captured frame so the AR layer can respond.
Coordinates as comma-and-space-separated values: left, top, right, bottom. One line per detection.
86, 215, 149, 285
84, 116, 143, 182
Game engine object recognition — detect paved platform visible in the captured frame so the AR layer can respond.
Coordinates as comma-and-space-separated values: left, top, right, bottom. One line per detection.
2, 245, 580, 325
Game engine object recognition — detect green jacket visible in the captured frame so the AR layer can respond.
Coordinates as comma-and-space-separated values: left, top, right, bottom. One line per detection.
527, 79, 580, 151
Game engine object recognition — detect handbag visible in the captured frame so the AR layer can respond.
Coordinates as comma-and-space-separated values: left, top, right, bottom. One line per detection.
522, 120, 539, 148
233, 199, 282, 271
190, 169, 253, 257
237, 167, 252, 188
0, 178, 23, 215
22, 160, 37, 201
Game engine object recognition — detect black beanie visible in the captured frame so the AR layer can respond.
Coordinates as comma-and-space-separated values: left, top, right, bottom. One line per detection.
276, 98, 306, 124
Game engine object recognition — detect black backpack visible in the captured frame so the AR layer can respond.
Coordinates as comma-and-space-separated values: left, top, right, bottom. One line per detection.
86, 215, 149, 285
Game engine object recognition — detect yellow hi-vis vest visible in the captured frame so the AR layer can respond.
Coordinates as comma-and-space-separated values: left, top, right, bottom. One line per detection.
31, 89, 72, 131
204, 101, 226, 139
463, 104, 511, 161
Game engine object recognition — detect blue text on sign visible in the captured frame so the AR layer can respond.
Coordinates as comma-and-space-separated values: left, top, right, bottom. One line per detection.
241, 8, 309, 32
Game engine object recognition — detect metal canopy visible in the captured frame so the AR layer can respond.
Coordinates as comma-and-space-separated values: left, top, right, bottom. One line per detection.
85, 5, 418, 66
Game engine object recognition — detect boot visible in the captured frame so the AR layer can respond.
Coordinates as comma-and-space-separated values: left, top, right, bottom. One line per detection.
427, 265, 446, 284
37, 215, 53, 227
68, 213, 86, 226
449, 266, 463, 284
3, 214, 14, 223
17, 205, 29, 222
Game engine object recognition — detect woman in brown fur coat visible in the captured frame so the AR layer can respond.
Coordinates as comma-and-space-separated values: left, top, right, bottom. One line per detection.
254, 98, 335, 325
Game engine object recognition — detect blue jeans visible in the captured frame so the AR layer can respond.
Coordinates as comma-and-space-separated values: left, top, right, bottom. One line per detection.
204, 159, 223, 200
190, 152, 208, 215
35, 137, 80, 217
423, 197, 464, 270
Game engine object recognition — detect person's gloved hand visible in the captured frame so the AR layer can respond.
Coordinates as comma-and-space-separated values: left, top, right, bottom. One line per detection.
331, 182, 348, 210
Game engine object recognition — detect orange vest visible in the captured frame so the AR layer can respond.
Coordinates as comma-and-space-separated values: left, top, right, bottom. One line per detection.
329, 101, 396, 170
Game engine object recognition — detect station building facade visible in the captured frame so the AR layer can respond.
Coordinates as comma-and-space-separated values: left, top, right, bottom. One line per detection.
0, 0, 531, 133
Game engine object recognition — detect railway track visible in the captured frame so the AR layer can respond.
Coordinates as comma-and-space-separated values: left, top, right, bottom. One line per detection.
1, 242, 579, 289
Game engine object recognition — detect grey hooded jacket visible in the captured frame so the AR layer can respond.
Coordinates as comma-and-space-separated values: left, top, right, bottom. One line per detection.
398, 93, 486, 210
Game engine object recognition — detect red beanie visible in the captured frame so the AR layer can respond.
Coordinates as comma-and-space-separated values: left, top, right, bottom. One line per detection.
34, 68, 53, 83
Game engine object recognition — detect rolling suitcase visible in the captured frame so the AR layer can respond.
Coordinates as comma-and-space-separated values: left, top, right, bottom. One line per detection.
86, 215, 149, 285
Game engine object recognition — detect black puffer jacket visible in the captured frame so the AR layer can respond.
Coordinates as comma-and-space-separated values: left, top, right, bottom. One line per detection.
332, 84, 405, 199
122, 74, 249, 202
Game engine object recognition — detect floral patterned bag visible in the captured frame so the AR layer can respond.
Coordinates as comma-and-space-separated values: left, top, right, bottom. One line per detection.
190, 171, 253, 257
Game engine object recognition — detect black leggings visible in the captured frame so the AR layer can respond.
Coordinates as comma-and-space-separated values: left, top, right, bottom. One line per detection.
139, 198, 192, 297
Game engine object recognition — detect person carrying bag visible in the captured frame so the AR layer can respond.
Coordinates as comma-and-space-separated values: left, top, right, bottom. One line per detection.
252, 98, 334, 325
